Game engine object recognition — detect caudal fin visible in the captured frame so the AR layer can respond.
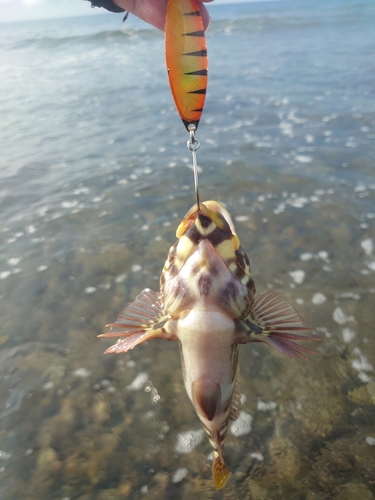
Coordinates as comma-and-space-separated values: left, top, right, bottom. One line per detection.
213, 453, 230, 490
246, 291, 320, 360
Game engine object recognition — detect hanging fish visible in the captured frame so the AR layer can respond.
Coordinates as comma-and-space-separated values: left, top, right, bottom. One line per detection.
99, 201, 319, 489
165, 0, 208, 131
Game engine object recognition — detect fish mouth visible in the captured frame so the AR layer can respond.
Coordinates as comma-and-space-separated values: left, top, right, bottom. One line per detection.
177, 200, 240, 251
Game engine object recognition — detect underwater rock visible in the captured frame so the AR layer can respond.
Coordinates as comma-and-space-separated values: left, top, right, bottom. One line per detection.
245, 479, 268, 500
38, 398, 77, 449
334, 481, 374, 500
31, 447, 62, 494
267, 436, 300, 484
348, 384, 374, 406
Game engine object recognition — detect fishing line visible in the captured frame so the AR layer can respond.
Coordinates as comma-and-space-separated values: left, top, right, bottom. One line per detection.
187, 124, 201, 210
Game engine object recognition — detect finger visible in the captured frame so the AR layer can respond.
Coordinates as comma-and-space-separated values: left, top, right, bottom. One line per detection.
114, 0, 211, 32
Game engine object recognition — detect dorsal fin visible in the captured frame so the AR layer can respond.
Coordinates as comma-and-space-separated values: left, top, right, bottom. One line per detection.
192, 381, 221, 421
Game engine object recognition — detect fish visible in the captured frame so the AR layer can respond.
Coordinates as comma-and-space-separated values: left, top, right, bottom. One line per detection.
165, 0, 208, 131
99, 200, 319, 489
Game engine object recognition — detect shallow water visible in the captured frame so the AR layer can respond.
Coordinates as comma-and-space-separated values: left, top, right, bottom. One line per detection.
0, 0, 375, 498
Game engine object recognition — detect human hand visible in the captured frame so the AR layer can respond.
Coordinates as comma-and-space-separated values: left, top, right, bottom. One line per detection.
114, 0, 213, 31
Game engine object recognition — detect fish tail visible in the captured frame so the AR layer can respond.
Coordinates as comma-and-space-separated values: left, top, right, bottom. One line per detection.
212, 451, 230, 490
247, 291, 321, 360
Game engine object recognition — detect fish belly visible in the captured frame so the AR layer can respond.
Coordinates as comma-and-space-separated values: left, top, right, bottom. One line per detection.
177, 309, 236, 411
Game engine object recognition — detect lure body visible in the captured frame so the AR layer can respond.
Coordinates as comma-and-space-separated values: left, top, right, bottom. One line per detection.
165, 0, 208, 130
100, 201, 319, 489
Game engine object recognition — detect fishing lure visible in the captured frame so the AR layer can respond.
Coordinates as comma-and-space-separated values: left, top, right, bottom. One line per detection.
165, 0, 208, 132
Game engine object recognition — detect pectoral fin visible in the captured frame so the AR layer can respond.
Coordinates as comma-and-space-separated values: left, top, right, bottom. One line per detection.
99, 288, 175, 353
235, 291, 320, 360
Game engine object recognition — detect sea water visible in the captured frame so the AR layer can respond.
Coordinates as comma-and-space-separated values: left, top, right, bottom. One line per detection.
0, 1, 374, 498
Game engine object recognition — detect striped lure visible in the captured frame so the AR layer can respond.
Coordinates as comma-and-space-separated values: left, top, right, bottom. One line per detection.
100, 201, 319, 489
165, 0, 208, 130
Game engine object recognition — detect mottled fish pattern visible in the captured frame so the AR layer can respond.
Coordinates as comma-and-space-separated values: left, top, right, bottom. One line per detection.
100, 200, 319, 489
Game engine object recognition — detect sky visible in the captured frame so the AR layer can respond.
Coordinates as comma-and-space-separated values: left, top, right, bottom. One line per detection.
0, 0, 268, 23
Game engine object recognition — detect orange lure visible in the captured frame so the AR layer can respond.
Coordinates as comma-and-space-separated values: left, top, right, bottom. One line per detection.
165, 0, 208, 131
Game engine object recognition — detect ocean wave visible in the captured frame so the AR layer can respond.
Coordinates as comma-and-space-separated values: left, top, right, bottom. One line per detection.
8, 27, 159, 51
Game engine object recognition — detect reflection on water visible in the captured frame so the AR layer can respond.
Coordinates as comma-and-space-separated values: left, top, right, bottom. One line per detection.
1, 0, 375, 498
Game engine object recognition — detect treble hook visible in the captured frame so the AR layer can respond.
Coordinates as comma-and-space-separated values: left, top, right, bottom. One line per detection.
187, 124, 201, 212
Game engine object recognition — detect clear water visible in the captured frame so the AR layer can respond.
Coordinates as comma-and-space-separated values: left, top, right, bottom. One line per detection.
0, 1, 374, 498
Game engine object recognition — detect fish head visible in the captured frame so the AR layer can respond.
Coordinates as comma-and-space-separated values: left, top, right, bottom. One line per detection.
177, 200, 240, 251
161, 201, 254, 307
175, 200, 241, 268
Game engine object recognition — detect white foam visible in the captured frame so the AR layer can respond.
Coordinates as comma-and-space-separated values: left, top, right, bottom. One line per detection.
318, 251, 329, 261
305, 134, 315, 143
175, 429, 204, 454
115, 274, 127, 284
43, 381, 54, 390
127, 372, 149, 391
61, 200, 78, 209
7, 257, 21, 266
365, 437, 375, 446
279, 121, 294, 137
257, 399, 277, 411
230, 411, 252, 437
333, 307, 354, 325
37, 265, 48, 272
235, 216, 249, 222
73, 187, 90, 195
300, 252, 313, 262
358, 372, 371, 383
273, 203, 285, 215
336, 292, 361, 300
73, 368, 91, 378
171, 467, 188, 483
26, 225, 37, 234
289, 270, 306, 284
352, 357, 373, 373
131, 264, 142, 272
295, 155, 312, 164
312, 293, 327, 305
84, 287, 97, 294
289, 197, 309, 208
0, 271, 11, 280
342, 328, 355, 343
251, 452, 264, 462
361, 239, 373, 257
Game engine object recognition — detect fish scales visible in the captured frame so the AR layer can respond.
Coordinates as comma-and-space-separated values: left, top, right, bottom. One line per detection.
100, 200, 320, 489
